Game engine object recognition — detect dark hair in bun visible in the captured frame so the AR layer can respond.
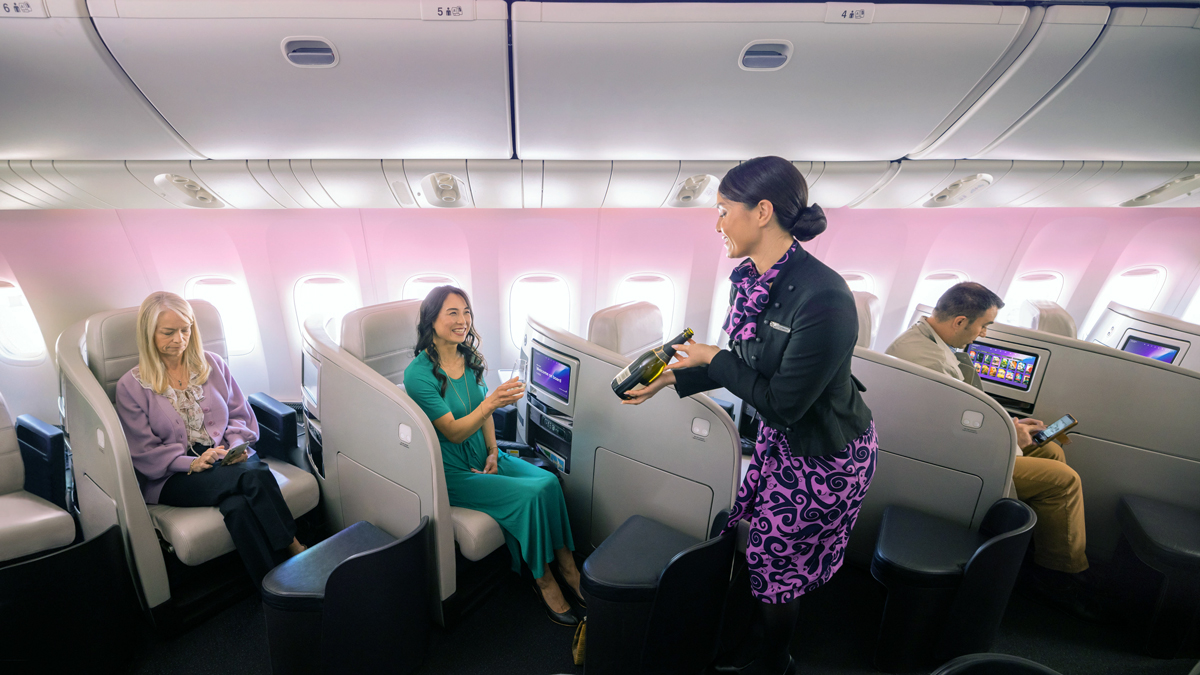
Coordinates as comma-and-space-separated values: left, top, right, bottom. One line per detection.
718, 156, 827, 242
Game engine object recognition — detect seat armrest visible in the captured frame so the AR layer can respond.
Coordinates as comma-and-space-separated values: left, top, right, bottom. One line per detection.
249, 393, 298, 459
492, 405, 518, 442
16, 415, 70, 512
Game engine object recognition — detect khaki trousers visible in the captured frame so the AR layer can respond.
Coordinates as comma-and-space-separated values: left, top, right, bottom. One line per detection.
1012, 441, 1089, 573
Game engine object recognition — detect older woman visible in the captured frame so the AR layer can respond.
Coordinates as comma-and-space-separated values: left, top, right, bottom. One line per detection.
116, 292, 304, 583
403, 285, 583, 626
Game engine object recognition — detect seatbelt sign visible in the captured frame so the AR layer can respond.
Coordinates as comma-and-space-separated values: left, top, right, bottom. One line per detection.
421, 0, 476, 20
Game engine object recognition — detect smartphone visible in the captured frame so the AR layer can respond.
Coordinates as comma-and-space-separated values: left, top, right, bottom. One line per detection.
1032, 414, 1077, 446
219, 442, 251, 466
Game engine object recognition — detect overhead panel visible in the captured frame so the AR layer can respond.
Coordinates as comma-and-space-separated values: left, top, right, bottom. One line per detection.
541, 161, 612, 208
858, 161, 958, 209
512, 2, 1029, 160
381, 161, 418, 208
976, 7, 1200, 161
310, 161, 399, 209
9, 161, 110, 208
0, 2, 199, 160
666, 161, 739, 208
402, 160, 475, 208
248, 160, 305, 208
89, 0, 513, 159
0, 163, 76, 208
809, 161, 896, 208
1030, 162, 1194, 208
604, 161, 680, 208
51, 161, 175, 208
915, 5, 1109, 160
191, 161, 284, 209
467, 160, 524, 208
521, 161, 544, 208
126, 161, 228, 209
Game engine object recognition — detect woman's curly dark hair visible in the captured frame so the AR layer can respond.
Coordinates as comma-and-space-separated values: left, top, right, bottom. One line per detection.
414, 286, 487, 395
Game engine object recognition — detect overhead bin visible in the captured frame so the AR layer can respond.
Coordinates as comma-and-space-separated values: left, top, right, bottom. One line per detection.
0, 2, 199, 160
512, 2, 1030, 160
972, 7, 1200, 161
913, 5, 1109, 160
88, 0, 513, 160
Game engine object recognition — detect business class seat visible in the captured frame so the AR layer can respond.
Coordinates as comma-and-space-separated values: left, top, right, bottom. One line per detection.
339, 300, 505, 563
81, 301, 319, 568
0, 391, 75, 563
587, 301, 664, 358
854, 291, 883, 349
1019, 300, 1077, 338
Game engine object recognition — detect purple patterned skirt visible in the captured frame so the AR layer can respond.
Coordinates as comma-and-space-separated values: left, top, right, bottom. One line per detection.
722, 421, 878, 603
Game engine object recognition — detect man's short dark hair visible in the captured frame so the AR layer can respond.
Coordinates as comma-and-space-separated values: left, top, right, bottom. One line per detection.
933, 282, 1004, 323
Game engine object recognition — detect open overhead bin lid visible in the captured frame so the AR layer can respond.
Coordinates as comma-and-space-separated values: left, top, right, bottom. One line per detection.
512, 2, 1030, 161
89, 0, 513, 160
974, 7, 1200, 161
0, 2, 200, 160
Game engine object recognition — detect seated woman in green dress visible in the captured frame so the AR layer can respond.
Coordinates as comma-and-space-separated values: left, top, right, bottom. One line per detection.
403, 285, 583, 626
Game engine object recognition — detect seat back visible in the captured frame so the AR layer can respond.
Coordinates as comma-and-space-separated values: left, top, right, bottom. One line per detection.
587, 301, 664, 358
937, 498, 1035, 660
1020, 300, 1077, 338
84, 300, 227, 403
0, 391, 22, 496
641, 526, 737, 673
339, 299, 423, 386
853, 291, 882, 349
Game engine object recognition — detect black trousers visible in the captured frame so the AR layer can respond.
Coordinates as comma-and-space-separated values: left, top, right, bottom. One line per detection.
159, 455, 297, 583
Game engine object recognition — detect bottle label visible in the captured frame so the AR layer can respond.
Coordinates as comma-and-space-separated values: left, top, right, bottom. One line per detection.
614, 365, 632, 383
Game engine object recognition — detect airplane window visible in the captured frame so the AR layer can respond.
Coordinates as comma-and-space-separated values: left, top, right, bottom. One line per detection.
185, 276, 258, 355
0, 280, 47, 363
998, 271, 1065, 326
913, 271, 969, 309
402, 274, 462, 301
1096, 266, 1167, 313
293, 275, 361, 341
509, 274, 570, 347
840, 272, 875, 295
1182, 291, 1200, 325
615, 273, 675, 340
707, 278, 733, 347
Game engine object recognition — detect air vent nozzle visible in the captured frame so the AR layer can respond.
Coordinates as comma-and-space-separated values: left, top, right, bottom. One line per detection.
417, 173, 471, 208
740, 41, 793, 71
153, 174, 224, 208
923, 173, 993, 208
667, 174, 719, 207
282, 38, 338, 68
1121, 173, 1200, 207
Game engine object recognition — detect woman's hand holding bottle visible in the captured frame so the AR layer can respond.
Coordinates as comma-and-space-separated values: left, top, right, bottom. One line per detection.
620, 369, 675, 405
485, 377, 525, 412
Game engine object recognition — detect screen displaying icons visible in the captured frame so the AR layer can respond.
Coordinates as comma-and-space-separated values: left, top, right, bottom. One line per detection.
967, 342, 1039, 392
1120, 335, 1180, 364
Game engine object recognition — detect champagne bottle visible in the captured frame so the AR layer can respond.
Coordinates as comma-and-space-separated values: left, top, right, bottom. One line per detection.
611, 328, 695, 400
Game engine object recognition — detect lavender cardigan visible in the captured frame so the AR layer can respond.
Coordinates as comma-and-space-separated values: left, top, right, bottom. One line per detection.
115, 351, 259, 504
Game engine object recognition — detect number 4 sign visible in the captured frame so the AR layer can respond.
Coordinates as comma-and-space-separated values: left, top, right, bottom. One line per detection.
824, 3, 875, 24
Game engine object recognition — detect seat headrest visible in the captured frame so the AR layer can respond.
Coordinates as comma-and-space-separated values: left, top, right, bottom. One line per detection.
587, 301, 664, 358
1020, 300, 1077, 338
852, 292, 882, 349
84, 299, 226, 403
340, 299, 423, 386
907, 303, 935, 330
0, 390, 21, 496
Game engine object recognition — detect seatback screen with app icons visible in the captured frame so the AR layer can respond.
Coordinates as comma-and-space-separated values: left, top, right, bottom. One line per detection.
966, 343, 1039, 392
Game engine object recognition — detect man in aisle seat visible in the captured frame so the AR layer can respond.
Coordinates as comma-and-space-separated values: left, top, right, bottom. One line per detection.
402, 286, 584, 627
885, 283, 1099, 619
116, 292, 306, 585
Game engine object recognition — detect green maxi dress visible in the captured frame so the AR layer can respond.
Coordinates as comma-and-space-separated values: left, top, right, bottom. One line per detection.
403, 351, 574, 578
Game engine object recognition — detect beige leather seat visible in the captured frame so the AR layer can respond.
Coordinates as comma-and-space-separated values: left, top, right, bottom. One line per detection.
0, 393, 75, 564
341, 299, 505, 562
1020, 300, 1077, 338
587, 301, 663, 358
86, 301, 318, 566
853, 291, 882, 349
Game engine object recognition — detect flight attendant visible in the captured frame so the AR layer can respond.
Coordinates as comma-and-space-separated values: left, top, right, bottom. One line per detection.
624, 157, 876, 675
403, 286, 583, 626
116, 292, 305, 584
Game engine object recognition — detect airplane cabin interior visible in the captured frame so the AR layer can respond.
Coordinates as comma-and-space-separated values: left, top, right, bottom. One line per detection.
1, 1, 1198, 674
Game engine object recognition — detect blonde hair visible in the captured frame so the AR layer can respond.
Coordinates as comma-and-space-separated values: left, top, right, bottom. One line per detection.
136, 292, 211, 395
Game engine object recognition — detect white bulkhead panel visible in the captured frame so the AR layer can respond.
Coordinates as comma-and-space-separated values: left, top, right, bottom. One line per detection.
88, 0, 513, 159
541, 161, 613, 208
310, 161, 400, 209
467, 160, 524, 208
604, 161, 680, 208
914, 5, 1109, 160
976, 7, 1200, 161
512, 2, 1029, 160
0, 2, 199, 160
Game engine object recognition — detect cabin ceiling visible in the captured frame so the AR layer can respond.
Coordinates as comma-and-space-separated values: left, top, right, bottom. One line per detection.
0, 0, 1197, 209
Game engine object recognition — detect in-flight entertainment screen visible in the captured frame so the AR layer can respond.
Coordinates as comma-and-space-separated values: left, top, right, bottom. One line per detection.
1120, 335, 1180, 364
967, 343, 1039, 392
530, 347, 572, 403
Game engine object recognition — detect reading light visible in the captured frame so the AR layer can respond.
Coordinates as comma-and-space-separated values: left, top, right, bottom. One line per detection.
418, 172, 470, 208
923, 173, 993, 208
153, 174, 224, 208
1121, 174, 1200, 207
668, 174, 719, 207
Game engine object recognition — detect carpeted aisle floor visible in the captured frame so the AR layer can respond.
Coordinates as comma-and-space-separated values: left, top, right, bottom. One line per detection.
126, 563, 1196, 675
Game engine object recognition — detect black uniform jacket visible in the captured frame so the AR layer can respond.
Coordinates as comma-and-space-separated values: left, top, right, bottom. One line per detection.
674, 245, 873, 458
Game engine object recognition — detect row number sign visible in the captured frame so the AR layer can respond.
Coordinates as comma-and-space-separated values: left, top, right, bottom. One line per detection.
825, 2, 875, 24
1, 1, 47, 17
421, 0, 476, 21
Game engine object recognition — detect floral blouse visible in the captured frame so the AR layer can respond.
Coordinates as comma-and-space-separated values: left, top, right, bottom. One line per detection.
133, 367, 212, 453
